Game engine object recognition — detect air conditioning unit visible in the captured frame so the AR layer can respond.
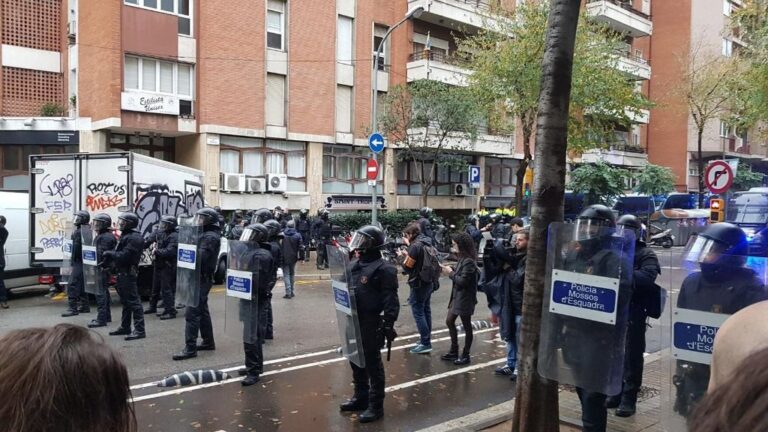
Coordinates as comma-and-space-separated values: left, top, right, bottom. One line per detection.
245, 176, 265, 194
267, 173, 288, 193
220, 172, 246, 193
453, 183, 467, 197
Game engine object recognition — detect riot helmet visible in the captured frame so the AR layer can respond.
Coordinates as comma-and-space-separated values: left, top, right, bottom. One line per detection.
319, 208, 330, 221
684, 223, 747, 274
349, 225, 386, 255
574, 204, 616, 241
273, 206, 284, 219
489, 213, 501, 224
193, 207, 220, 227
117, 212, 139, 232
263, 219, 282, 240
420, 207, 433, 219
286, 220, 295, 229
253, 208, 273, 224
616, 214, 644, 243
299, 208, 309, 219
91, 213, 112, 232
466, 214, 478, 225
240, 223, 269, 243
74, 210, 90, 227
159, 215, 177, 233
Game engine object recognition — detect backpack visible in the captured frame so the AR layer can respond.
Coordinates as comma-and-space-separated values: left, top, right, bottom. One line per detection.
419, 242, 442, 284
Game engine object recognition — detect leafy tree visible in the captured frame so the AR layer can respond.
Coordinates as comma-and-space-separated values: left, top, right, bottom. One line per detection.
568, 161, 629, 205
732, 162, 765, 191
635, 163, 676, 196
379, 80, 482, 207
730, 0, 768, 140
461, 1, 653, 212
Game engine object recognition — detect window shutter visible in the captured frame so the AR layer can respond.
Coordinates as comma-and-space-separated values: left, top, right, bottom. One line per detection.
142, 59, 157, 91
266, 74, 286, 126
159, 62, 174, 93
335, 85, 352, 132
178, 64, 192, 97
124, 57, 139, 90
337, 17, 353, 64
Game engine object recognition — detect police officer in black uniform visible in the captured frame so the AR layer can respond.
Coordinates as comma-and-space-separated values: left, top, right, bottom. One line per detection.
339, 225, 399, 423
315, 209, 331, 270
236, 223, 275, 386
104, 212, 146, 341
261, 219, 283, 340
607, 214, 660, 417
173, 208, 222, 360
488, 213, 509, 240
87, 213, 116, 328
417, 207, 435, 242
143, 224, 168, 315
62, 210, 90, 317
673, 222, 768, 417
154, 215, 179, 320
253, 208, 273, 224
296, 208, 312, 262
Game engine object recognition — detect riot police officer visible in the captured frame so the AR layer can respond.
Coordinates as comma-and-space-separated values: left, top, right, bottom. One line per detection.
252, 208, 273, 224
154, 215, 179, 320
261, 219, 283, 340
296, 208, 312, 262
673, 222, 768, 417
62, 210, 90, 317
608, 214, 660, 417
87, 213, 116, 328
315, 209, 331, 270
339, 225, 399, 423
487, 213, 509, 240
173, 208, 222, 360
417, 207, 435, 242
143, 224, 168, 315
104, 212, 146, 341
464, 214, 482, 250
236, 223, 275, 386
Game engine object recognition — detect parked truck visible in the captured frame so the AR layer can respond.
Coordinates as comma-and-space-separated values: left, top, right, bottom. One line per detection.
29, 152, 207, 297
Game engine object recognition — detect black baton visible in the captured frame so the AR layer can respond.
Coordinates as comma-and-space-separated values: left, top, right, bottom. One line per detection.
386, 338, 392, 361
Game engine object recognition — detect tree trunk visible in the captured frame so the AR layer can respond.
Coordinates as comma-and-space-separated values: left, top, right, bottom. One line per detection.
512, 1, 581, 431
697, 128, 705, 208
515, 159, 528, 215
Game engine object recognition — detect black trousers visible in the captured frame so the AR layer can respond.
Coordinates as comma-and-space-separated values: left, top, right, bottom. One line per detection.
316, 241, 328, 268
185, 278, 214, 350
95, 271, 112, 323
244, 300, 266, 376
619, 311, 647, 403
0, 266, 7, 302
349, 318, 385, 409
159, 265, 177, 314
576, 388, 607, 432
148, 264, 162, 308
116, 272, 144, 334
67, 263, 84, 309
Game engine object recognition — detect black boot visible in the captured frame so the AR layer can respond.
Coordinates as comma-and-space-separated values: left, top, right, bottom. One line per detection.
441, 344, 459, 361
125, 331, 146, 341
359, 405, 384, 423
158, 311, 177, 320
453, 354, 471, 366
196, 340, 216, 351
87, 320, 107, 328
78, 305, 91, 313
108, 327, 131, 336
606, 395, 621, 409
61, 305, 79, 317
242, 374, 260, 386
172, 347, 197, 361
340, 396, 369, 412
615, 396, 637, 417
144, 306, 158, 314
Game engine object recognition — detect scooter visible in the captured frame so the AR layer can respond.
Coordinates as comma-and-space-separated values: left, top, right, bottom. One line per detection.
648, 223, 674, 248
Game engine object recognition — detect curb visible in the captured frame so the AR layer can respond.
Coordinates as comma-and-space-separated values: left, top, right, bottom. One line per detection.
415, 400, 515, 432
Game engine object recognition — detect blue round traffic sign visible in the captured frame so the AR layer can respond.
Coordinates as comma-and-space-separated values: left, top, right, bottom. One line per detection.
368, 133, 385, 154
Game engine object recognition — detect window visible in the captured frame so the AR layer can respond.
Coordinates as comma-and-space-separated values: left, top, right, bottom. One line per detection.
124, 56, 195, 105
336, 85, 353, 132
123, 0, 192, 36
266, 74, 286, 126
219, 137, 306, 191
398, 155, 474, 196
0, 144, 78, 190
722, 38, 733, 57
322, 145, 382, 194
720, 120, 731, 137
337, 16, 354, 64
373, 25, 388, 71
723, 0, 732, 16
109, 133, 175, 162
485, 157, 517, 197
159, 61, 173, 93
267, 0, 286, 51
124, 57, 139, 89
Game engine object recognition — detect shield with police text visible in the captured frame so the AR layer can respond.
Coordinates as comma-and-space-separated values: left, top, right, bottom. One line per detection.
223, 240, 261, 345
538, 222, 635, 395
81, 224, 99, 295
176, 217, 202, 308
326, 243, 365, 368
660, 238, 768, 431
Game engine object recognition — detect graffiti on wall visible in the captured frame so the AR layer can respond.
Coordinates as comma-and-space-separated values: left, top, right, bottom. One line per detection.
85, 182, 127, 212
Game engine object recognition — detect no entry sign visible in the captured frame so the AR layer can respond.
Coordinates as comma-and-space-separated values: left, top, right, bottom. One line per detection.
367, 159, 379, 185
704, 160, 734, 194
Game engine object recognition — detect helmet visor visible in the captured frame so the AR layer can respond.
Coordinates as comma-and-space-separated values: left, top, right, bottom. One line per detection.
683, 236, 734, 265
574, 219, 611, 241
92, 220, 109, 231
349, 232, 373, 252
616, 224, 640, 241
240, 228, 256, 242
191, 214, 208, 226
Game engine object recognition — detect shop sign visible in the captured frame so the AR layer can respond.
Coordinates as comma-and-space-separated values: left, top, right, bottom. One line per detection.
121, 91, 180, 115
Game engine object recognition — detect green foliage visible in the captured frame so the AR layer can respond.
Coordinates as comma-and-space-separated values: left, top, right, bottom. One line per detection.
732, 162, 765, 191
330, 210, 420, 236
40, 103, 65, 117
730, 0, 768, 140
568, 161, 629, 206
635, 164, 676, 196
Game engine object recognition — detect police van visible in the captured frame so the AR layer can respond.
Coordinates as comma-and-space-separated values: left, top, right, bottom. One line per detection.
726, 188, 768, 257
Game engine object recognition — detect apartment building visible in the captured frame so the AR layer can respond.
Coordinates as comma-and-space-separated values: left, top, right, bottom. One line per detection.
649, 0, 768, 192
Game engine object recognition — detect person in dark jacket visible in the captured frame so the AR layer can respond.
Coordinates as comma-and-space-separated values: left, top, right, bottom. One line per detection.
154, 216, 179, 320
143, 226, 167, 315
495, 230, 528, 379
314, 209, 331, 270
417, 207, 435, 243
281, 220, 302, 299
173, 208, 222, 360
340, 225, 400, 423
296, 209, 312, 262
463, 214, 482, 250
62, 211, 90, 317
397, 222, 438, 354
439, 232, 478, 366
262, 219, 283, 340
103, 212, 146, 341
88, 213, 116, 328
0, 216, 8, 309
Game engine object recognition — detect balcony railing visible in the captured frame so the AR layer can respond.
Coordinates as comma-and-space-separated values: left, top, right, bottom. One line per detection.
614, 48, 650, 65
609, 143, 646, 154
454, 0, 493, 11
408, 50, 470, 68
587, 0, 651, 20
722, 137, 751, 154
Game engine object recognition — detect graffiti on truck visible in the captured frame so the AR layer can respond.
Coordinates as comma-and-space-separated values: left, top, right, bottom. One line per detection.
134, 182, 206, 237
86, 182, 127, 212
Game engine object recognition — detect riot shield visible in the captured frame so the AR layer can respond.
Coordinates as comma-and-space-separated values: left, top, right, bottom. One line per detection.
660, 250, 768, 431
224, 240, 260, 345
176, 217, 202, 308
60, 220, 74, 288
538, 222, 635, 396
81, 224, 99, 295
326, 243, 365, 368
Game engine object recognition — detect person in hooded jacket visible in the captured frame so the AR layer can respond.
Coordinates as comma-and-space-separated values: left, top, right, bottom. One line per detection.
281, 220, 302, 299
417, 207, 435, 243
463, 214, 482, 250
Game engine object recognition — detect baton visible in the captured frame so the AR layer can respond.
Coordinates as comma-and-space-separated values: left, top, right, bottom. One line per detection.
386, 338, 393, 362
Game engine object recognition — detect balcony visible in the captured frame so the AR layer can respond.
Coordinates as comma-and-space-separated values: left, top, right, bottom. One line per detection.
626, 108, 650, 124
402, 126, 515, 155
407, 51, 472, 87
408, 0, 501, 32
720, 137, 764, 159
581, 144, 648, 167
613, 49, 651, 80
586, 0, 653, 37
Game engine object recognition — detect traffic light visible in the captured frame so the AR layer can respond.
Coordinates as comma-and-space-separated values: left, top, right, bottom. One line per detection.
523, 167, 533, 197
710, 198, 725, 223
524, 183, 531, 197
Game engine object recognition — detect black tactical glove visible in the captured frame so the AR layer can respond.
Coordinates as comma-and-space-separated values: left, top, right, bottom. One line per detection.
383, 324, 397, 344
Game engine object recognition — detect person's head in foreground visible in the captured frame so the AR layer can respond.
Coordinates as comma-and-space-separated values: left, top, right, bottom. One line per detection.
0, 324, 136, 432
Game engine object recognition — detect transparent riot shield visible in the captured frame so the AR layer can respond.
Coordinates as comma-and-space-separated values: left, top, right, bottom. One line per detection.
224, 240, 261, 345
326, 243, 365, 368
81, 224, 99, 295
661, 250, 768, 431
538, 222, 635, 396
176, 217, 202, 308
60, 220, 74, 288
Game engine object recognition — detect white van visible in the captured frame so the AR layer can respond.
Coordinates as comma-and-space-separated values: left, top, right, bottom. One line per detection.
0, 191, 47, 290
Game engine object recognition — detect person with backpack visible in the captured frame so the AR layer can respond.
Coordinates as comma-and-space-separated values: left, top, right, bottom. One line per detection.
397, 222, 441, 354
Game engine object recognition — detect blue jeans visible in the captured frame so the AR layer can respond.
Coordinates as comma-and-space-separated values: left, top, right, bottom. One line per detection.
409, 282, 433, 346
506, 315, 523, 369
283, 263, 296, 296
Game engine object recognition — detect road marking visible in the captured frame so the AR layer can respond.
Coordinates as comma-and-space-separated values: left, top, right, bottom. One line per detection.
384, 358, 506, 393
129, 327, 499, 402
